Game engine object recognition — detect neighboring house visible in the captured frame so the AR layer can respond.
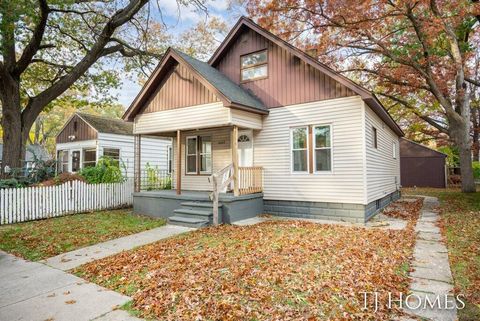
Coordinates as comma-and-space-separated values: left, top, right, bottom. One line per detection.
123, 17, 404, 226
0, 143, 51, 169
55, 113, 172, 177
400, 138, 447, 188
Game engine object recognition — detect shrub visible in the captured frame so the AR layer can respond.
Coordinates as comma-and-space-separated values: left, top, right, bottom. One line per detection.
79, 156, 125, 184
39, 173, 86, 186
473, 161, 480, 179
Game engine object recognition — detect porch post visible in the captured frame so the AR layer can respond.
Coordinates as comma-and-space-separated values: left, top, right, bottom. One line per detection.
134, 134, 141, 193
176, 130, 182, 195
232, 125, 239, 196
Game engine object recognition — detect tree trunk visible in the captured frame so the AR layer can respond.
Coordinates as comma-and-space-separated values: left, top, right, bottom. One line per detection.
473, 107, 479, 161
0, 74, 27, 177
450, 116, 476, 192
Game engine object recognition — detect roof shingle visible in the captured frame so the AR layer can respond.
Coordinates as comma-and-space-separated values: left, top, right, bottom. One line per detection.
77, 113, 133, 135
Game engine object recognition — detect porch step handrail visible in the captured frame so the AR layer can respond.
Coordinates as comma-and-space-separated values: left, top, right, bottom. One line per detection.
209, 163, 234, 225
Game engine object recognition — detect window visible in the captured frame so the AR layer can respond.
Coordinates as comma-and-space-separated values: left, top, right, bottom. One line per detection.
103, 148, 120, 166
71, 151, 81, 172
186, 136, 197, 174
291, 127, 309, 172
186, 136, 212, 175
372, 127, 378, 149
83, 149, 96, 168
392, 141, 397, 159
199, 136, 212, 174
240, 50, 268, 82
57, 150, 69, 173
73, 120, 78, 132
104, 148, 120, 160
314, 125, 332, 172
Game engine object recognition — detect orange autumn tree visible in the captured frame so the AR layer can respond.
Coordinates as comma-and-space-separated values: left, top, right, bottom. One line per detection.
246, 0, 480, 192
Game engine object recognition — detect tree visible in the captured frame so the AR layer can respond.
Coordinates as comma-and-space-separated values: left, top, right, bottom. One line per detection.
246, 0, 480, 192
0, 0, 200, 173
176, 17, 229, 61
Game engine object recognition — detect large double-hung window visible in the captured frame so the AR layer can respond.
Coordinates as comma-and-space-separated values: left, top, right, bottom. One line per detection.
291, 125, 332, 173
186, 136, 212, 175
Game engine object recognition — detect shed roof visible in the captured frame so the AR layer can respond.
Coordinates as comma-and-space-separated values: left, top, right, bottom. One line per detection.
400, 138, 447, 158
77, 113, 133, 135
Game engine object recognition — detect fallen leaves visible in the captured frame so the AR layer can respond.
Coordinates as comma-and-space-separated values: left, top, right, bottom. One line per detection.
65, 300, 76, 305
0, 209, 166, 261
76, 200, 421, 320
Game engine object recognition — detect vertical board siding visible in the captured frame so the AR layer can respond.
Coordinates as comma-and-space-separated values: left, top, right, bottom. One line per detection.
213, 28, 356, 108
365, 103, 401, 203
143, 63, 219, 113
254, 96, 366, 204
56, 114, 98, 144
0, 179, 134, 225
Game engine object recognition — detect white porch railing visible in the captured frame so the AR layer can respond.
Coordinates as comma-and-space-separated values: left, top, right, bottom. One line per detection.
209, 164, 234, 225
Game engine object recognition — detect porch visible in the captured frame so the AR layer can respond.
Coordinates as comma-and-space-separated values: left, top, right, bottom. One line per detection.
133, 189, 264, 225
133, 125, 265, 226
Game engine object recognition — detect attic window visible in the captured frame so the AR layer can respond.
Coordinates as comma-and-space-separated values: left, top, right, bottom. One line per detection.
241, 50, 268, 82
73, 120, 78, 132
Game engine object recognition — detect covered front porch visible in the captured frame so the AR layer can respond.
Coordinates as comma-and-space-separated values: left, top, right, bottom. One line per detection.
132, 123, 265, 226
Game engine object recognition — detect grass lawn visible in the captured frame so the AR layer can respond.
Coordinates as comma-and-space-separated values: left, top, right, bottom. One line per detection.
0, 209, 166, 261
403, 188, 480, 321
75, 200, 421, 320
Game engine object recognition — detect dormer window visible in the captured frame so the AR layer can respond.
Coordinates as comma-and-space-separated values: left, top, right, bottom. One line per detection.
241, 50, 268, 82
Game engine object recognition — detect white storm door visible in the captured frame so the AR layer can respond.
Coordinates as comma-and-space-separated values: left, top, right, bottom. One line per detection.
237, 130, 253, 167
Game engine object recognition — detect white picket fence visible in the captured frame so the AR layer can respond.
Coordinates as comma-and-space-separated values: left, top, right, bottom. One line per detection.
0, 179, 134, 225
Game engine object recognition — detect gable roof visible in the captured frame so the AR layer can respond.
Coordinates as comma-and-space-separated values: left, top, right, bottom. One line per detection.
76, 113, 133, 135
123, 48, 267, 120
209, 17, 404, 137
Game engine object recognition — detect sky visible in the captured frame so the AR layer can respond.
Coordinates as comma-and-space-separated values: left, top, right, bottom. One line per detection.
112, 0, 243, 108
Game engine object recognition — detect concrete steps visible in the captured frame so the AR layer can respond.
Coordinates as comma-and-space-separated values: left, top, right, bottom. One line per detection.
167, 201, 223, 227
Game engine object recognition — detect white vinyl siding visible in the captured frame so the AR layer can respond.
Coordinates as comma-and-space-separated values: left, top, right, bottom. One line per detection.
254, 96, 366, 204
97, 133, 171, 178
229, 109, 263, 129
364, 103, 400, 203
134, 102, 228, 134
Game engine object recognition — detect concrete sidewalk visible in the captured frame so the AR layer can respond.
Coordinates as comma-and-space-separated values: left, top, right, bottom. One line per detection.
43, 224, 194, 270
404, 196, 457, 321
0, 251, 138, 321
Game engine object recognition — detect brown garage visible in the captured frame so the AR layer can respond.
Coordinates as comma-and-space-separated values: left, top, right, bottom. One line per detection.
400, 138, 447, 188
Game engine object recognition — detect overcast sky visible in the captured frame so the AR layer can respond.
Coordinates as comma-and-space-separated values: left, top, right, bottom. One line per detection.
112, 0, 243, 108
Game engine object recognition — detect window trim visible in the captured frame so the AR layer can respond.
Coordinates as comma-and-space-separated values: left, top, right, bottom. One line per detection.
199, 136, 212, 175
372, 127, 378, 149
240, 49, 268, 83
185, 135, 212, 175
167, 146, 173, 174
82, 148, 97, 168
313, 124, 333, 173
290, 126, 310, 174
185, 136, 198, 175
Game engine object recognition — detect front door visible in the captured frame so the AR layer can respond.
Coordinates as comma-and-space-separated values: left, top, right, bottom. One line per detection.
238, 130, 253, 167
71, 150, 81, 172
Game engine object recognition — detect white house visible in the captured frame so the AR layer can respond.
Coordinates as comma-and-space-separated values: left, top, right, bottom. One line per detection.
56, 113, 172, 178
122, 17, 403, 226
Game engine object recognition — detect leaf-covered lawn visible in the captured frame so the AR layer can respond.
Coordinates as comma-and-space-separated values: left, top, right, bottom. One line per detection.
75, 200, 421, 320
403, 188, 480, 321
0, 209, 166, 261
